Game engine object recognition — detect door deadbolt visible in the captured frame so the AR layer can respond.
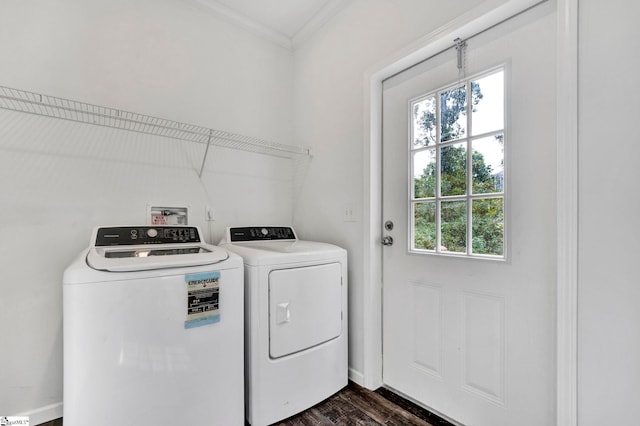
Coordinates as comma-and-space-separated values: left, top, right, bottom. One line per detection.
384, 220, 394, 231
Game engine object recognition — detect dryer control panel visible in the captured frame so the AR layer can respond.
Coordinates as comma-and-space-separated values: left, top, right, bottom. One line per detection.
227, 226, 297, 242
94, 226, 201, 246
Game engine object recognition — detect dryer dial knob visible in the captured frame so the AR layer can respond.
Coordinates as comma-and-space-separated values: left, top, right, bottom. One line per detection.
147, 228, 158, 238
261, 228, 269, 236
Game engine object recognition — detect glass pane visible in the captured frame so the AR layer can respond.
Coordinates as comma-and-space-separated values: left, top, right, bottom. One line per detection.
413, 149, 436, 198
472, 198, 504, 256
413, 202, 436, 251
441, 200, 466, 253
440, 85, 467, 142
472, 135, 504, 194
412, 96, 437, 147
440, 143, 466, 196
471, 71, 504, 136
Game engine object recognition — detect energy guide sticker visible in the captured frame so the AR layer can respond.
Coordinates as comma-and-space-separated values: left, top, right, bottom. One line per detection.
185, 271, 220, 329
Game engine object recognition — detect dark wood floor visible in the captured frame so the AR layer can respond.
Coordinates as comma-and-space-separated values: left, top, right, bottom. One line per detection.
36, 419, 62, 426
274, 381, 455, 426
37, 382, 455, 426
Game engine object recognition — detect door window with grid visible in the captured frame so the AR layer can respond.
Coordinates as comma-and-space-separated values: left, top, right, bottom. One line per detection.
410, 68, 505, 258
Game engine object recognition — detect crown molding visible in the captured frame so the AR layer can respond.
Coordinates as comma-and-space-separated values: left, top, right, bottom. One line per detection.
195, 0, 293, 50
195, 0, 350, 51
292, 0, 350, 47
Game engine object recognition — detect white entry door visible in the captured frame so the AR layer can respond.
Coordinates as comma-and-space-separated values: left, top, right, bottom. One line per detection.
382, 4, 557, 426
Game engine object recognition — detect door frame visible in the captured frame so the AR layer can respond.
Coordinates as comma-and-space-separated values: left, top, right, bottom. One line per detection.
361, 0, 578, 425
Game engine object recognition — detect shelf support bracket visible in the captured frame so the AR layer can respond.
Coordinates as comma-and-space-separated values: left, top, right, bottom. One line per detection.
199, 129, 213, 178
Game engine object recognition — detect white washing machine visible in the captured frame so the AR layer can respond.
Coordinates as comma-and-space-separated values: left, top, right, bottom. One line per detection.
219, 226, 348, 426
63, 226, 244, 426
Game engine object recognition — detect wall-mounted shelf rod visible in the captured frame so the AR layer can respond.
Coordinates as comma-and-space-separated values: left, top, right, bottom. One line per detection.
0, 85, 309, 161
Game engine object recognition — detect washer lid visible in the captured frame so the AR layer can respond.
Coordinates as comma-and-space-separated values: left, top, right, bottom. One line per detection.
85, 226, 228, 272
86, 244, 229, 272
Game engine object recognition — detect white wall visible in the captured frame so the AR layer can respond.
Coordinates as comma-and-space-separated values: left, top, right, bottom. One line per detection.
291, 0, 497, 381
578, 0, 640, 424
0, 0, 294, 422
0, 0, 294, 143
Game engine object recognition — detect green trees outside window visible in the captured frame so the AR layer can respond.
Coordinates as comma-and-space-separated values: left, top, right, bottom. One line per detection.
411, 69, 504, 257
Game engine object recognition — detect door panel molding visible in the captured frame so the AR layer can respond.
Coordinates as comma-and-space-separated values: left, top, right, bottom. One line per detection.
460, 290, 506, 406
411, 281, 444, 377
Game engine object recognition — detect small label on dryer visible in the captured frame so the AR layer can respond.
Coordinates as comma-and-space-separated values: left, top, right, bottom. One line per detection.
184, 271, 220, 329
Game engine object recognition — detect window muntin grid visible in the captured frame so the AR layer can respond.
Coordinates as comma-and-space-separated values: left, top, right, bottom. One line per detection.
410, 68, 505, 258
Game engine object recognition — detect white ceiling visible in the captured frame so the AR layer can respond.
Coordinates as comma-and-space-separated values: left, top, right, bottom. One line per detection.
195, 0, 348, 49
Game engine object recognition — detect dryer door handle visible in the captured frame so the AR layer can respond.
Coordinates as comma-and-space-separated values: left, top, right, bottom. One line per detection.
276, 302, 291, 324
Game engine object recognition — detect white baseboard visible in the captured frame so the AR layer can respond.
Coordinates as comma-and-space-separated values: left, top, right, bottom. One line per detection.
17, 402, 62, 425
348, 367, 365, 387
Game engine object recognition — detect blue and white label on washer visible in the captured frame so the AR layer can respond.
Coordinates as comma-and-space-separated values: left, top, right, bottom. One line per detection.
185, 271, 220, 329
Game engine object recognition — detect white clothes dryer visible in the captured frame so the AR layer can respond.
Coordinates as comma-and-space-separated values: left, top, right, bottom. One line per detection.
63, 226, 244, 426
219, 226, 348, 426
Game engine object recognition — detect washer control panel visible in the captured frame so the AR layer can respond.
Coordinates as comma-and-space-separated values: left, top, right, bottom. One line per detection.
228, 226, 297, 242
94, 226, 201, 246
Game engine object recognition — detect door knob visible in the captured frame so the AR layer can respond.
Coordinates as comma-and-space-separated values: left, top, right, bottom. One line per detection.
382, 236, 394, 246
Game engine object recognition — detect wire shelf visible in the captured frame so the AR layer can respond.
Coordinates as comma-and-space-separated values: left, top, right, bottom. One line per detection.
0, 85, 309, 167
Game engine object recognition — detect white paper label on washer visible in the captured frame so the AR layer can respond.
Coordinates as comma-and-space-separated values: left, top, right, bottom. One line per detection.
184, 271, 220, 329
